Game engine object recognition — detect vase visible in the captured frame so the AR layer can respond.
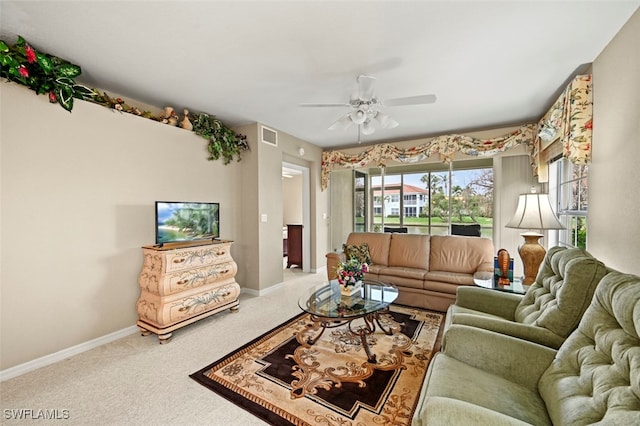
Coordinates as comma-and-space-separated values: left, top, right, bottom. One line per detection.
340, 280, 363, 296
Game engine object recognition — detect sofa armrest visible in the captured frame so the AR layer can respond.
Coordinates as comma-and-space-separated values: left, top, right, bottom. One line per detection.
455, 287, 522, 320
442, 325, 556, 392
325, 251, 346, 280
476, 261, 494, 273
449, 314, 566, 349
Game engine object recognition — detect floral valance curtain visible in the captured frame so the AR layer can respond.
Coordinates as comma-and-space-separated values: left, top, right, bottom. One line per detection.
321, 124, 536, 190
532, 74, 592, 181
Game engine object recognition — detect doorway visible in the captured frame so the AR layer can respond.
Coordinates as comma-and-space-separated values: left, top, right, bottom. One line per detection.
282, 162, 310, 275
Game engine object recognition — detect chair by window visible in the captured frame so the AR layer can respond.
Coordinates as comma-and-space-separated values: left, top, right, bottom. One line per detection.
384, 227, 408, 233
451, 224, 481, 237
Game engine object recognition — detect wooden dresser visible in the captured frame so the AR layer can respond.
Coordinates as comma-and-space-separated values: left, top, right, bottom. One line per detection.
136, 240, 240, 343
286, 224, 303, 268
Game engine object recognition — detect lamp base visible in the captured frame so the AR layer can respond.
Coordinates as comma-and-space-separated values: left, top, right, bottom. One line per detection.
517, 232, 545, 285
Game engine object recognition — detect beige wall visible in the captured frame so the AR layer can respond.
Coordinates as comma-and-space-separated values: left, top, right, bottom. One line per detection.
236, 123, 329, 293
589, 8, 640, 275
0, 83, 243, 369
0, 84, 330, 370
278, 130, 330, 275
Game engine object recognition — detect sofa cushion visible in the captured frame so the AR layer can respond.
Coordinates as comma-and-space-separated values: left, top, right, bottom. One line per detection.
429, 235, 494, 274
342, 242, 372, 265
415, 397, 533, 426
423, 354, 551, 425
388, 234, 430, 270
538, 271, 640, 425
346, 232, 391, 266
515, 247, 608, 338
376, 266, 427, 281
425, 270, 475, 286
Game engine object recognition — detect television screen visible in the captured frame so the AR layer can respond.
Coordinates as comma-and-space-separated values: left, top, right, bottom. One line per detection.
155, 201, 220, 245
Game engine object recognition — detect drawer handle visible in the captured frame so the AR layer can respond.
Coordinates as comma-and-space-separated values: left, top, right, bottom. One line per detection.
176, 279, 188, 285
173, 258, 185, 264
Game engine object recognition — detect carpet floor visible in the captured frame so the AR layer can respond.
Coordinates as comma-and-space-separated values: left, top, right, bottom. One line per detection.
191, 305, 443, 426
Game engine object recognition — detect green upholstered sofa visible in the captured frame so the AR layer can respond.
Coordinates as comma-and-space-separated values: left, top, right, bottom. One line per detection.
412, 270, 640, 425
444, 246, 608, 349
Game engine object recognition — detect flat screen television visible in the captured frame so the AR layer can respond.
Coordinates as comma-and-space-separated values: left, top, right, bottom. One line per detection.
155, 201, 220, 245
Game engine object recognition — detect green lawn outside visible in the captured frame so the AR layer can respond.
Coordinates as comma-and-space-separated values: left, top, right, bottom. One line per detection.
369, 216, 494, 238
373, 216, 493, 226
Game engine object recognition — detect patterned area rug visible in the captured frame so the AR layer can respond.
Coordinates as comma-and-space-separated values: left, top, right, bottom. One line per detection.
190, 305, 443, 426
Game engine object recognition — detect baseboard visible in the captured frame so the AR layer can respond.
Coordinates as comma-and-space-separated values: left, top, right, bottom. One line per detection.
241, 281, 286, 297
0, 325, 139, 382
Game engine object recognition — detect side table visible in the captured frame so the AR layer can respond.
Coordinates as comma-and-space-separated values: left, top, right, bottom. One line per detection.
473, 271, 528, 295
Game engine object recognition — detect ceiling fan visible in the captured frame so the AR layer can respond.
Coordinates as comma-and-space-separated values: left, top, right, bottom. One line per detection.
301, 75, 436, 141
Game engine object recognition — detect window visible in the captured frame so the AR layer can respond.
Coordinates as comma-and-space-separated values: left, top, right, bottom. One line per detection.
404, 194, 417, 204
550, 158, 587, 249
354, 171, 367, 233
404, 206, 417, 217
369, 161, 493, 236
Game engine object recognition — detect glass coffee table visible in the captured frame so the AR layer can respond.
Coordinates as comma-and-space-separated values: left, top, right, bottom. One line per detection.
298, 279, 399, 363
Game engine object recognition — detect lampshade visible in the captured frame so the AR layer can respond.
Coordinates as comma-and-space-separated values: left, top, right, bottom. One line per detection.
506, 192, 564, 230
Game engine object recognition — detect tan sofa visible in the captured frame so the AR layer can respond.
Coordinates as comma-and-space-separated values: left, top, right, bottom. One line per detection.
326, 232, 494, 312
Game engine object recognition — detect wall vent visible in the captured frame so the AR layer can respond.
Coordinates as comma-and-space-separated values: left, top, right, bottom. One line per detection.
261, 126, 278, 147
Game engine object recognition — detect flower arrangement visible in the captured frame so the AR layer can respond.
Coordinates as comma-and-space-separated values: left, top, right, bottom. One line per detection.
336, 258, 368, 287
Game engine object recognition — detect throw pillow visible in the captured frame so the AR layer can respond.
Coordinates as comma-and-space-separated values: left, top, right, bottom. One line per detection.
342, 243, 372, 265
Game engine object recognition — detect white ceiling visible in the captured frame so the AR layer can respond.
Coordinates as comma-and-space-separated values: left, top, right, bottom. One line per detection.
1, 1, 638, 149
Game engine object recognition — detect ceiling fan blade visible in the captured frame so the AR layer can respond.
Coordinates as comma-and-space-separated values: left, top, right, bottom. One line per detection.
357, 75, 376, 101
384, 94, 437, 106
300, 103, 352, 107
328, 114, 352, 130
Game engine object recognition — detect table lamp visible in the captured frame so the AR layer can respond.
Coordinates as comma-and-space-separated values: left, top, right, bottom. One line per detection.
506, 188, 564, 285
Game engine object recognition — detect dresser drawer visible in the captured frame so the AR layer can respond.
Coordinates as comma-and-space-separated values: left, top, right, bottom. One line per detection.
163, 244, 232, 273
137, 281, 240, 327
139, 260, 237, 295
141, 243, 233, 274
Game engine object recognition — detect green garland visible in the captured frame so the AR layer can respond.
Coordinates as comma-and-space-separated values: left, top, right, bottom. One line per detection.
0, 36, 94, 111
0, 35, 249, 163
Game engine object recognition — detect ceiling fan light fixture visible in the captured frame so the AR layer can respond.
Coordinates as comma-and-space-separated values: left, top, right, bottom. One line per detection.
361, 120, 375, 135
350, 108, 367, 125
375, 111, 399, 129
